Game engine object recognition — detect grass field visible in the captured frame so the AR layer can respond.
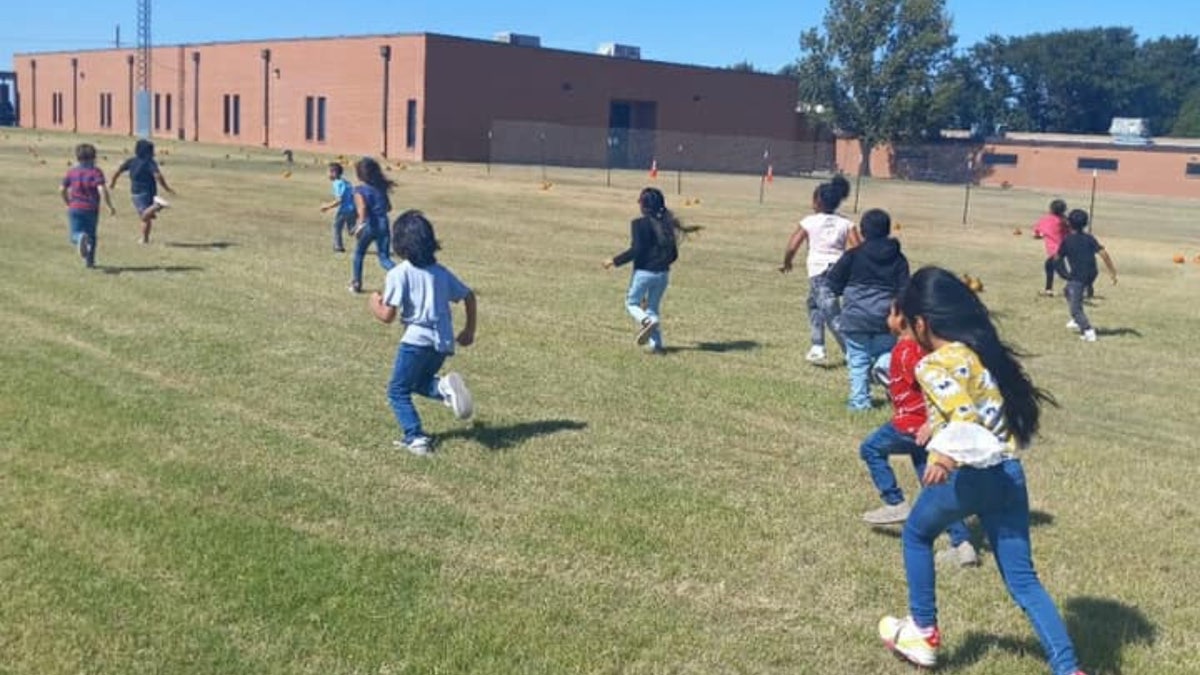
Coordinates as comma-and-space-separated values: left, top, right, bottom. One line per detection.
1, 128, 1198, 675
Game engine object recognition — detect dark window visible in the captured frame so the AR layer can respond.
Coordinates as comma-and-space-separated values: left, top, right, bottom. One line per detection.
52, 92, 62, 125
232, 95, 240, 136
223, 94, 231, 134
405, 99, 417, 149
1186, 163, 1200, 177
154, 93, 161, 130
165, 94, 172, 131
99, 93, 106, 127
304, 96, 314, 141
982, 152, 1019, 166
316, 96, 326, 142
1077, 157, 1118, 172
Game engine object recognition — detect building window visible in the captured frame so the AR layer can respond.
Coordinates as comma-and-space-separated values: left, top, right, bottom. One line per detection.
305, 95, 328, 142
165, 94, 172, 132
223, 93, 241, 136
405, 99, 417, 149
1187, 163, 1200, 178
99, 92, 114, 128
52, 92, 63, 125
1077, 157, 1118, 172
154, 93, 161, 130
982, 152, 1018, 166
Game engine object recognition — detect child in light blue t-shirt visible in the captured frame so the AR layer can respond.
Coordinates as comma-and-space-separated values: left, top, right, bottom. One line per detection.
369, 210, 477, 456
320, 162, 356, 252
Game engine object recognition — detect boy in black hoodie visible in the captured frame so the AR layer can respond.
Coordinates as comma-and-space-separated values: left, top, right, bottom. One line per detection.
827, 209, 910, 410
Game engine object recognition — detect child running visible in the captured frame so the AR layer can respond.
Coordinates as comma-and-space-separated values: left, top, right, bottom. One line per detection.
1056, 209, 1117, 343
826, 208, 907, 411
369, 210, 477, 456
859, 302, 978, 566
348, 157, 397, 293
877, 266, 1087, 675
603, 187, 701, 353
110, 139, 174, 244
779, 182, 860, 364
1032, 199, 1070, 296
59, 143, 116, 268
320, 162, 356, 253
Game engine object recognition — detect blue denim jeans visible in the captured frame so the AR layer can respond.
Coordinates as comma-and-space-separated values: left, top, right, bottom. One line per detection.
68, 209, 99, 266
843, 331, 896, 410
352, 220, 396, 287
807, 273, 844, 351
625, 269, 669, 349
859, 422, 969, 546
903, 459, 1080, 675
332, 211, 355, 251
387, 343, 448, 443
1064, 280, 1091, 332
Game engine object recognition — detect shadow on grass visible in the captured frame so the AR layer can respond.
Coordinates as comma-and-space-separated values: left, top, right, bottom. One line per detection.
869, 509, 1054, 541
1095, 327, 1142, 338
943, 597, 1154, 674
662, 340, 761, 354
98, 265, 205, 275
163, 240, 238, 250
439, 419, 588, 451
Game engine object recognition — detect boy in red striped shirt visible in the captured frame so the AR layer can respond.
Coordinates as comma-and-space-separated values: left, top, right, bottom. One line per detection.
60, 143, 115, 268
858, 303, 977, 566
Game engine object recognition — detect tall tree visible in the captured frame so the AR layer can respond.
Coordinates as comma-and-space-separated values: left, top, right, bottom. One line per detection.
1172, 89, 1200, 137
795, 0, 955, 174
1131, 36, 1200, 135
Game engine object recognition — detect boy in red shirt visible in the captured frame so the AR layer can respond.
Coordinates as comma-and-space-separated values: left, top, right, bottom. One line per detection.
59, 143, 115, 268
858, 303, 977, 566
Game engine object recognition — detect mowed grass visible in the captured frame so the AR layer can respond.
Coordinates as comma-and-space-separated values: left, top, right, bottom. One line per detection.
1, 127, 1198, 674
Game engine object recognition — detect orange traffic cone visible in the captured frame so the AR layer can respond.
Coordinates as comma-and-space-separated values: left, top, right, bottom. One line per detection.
765, 164, 774, 183
649, 158, 658, 179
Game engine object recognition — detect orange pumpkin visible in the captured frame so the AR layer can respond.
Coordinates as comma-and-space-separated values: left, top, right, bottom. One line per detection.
1173, 254, 1186, 264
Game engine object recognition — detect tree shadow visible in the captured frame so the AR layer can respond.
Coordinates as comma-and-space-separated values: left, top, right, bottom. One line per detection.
1095, 327, 1141, 338
663, 340, 761, 354
943, 597, 1155, 674
162, 241, 237, 250
98, 265, 205, 275
438, 419, 588, 451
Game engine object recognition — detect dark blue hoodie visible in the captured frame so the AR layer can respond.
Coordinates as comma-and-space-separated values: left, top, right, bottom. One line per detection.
825, 237, 910, 334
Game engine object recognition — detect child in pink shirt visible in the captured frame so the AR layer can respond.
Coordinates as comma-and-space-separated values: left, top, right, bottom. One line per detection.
1032, 200, 1069, 296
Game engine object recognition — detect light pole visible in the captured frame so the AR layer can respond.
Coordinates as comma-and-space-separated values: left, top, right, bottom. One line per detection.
70, 58, 78, 133
261, 48, 271, 147
126, 55, 134, 135
380, 45, 391, 157
191, 51, 200, 142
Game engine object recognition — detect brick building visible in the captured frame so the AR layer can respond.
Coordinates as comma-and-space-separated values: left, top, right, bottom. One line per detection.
13, 32, 820, 169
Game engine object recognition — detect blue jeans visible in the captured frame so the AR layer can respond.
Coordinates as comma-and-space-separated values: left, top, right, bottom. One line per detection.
387, 343, 448, 443
332, 211, 355, 251
807, 273, 844, 352
859, 422, 969, 546
1064, 280, 1091, 332
68, 209, 99, 266
625, 269, 669, 349
352, 220, 396, 287
903, 459, 1079, 675
843, 331, 896, 410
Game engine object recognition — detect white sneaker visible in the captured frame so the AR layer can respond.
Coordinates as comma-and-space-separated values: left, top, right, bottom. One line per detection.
1081, 329, 1097, 343
936, 541, 980, 567
862, 502, 910, 525
437, 372, 474, 420
152, 195, 170, 209
1065, 319, 1080, 331
879, 615, 940, 668
394, 436, 434, 457
805, 346, 827, 363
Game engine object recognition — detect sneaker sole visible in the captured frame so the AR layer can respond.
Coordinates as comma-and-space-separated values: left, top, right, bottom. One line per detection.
635, 320, 659, 346
441, 372, 474, 420
883, 642, 936, 669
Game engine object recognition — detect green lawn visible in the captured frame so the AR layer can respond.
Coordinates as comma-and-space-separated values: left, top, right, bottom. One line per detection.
1, 128, 1197, 674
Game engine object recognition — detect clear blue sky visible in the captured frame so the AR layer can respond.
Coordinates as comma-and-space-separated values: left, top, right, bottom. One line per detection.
3, 0, 1195, 72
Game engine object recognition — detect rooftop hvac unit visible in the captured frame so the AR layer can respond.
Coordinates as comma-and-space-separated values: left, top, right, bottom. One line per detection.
1109, 117, 1151, 146
494, 32, 541, 48
598, 43, 641, 59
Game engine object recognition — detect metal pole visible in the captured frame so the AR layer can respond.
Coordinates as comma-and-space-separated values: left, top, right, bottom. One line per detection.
380, 45, 391, 157
261, 48, 271, 147
191, 51, 200, 142
605, 135, 613, 188
486, 129, 492, 176
70, 58, 78, 133
675, 143, 683, 196
126, 55, 134, 135
1088, 169, 1098, 230
539, 132, 547, 183
853, 169, 863, 214
962, 159, 974, 225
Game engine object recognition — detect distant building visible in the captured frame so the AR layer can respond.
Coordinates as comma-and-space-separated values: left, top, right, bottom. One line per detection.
13, 32, 824, 170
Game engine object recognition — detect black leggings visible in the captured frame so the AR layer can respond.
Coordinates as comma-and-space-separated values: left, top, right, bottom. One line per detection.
1043, 257, 1056, 291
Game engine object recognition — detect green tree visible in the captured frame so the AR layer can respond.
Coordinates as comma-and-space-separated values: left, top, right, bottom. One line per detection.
1172, 89, 1200, 137
1131, 36, 1200, 135
726, 60, 759, 73
794, 0, 956, 175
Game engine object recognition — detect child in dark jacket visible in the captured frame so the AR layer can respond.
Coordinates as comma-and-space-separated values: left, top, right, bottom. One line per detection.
827, 209, 909, 410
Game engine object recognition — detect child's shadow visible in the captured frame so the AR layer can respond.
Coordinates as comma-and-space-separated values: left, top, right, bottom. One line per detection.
439, 419, 587, 451
98, 265, 205, 275
1095, 327, 1141, 338
869, 510, 1054, 540
663, 340, 760, 354
163, 240, 237, 250
943, 596, 1155, 674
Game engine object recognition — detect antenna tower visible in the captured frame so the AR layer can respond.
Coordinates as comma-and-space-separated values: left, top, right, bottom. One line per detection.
135, 0, 152, 137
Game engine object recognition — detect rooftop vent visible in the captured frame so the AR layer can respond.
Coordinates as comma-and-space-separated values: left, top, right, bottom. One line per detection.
495, 32, 541, 48
598, 43, 641, 60
1109, 117, 1151, 146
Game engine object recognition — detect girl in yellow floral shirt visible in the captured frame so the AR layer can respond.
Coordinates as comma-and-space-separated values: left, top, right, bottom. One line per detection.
877, 267, 1087, 675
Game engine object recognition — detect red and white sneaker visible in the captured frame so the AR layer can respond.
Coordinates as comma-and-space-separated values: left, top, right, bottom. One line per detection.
879, 615, 940, 667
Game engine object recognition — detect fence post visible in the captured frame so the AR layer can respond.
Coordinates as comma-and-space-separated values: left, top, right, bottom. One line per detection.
961, 159, 973, 226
